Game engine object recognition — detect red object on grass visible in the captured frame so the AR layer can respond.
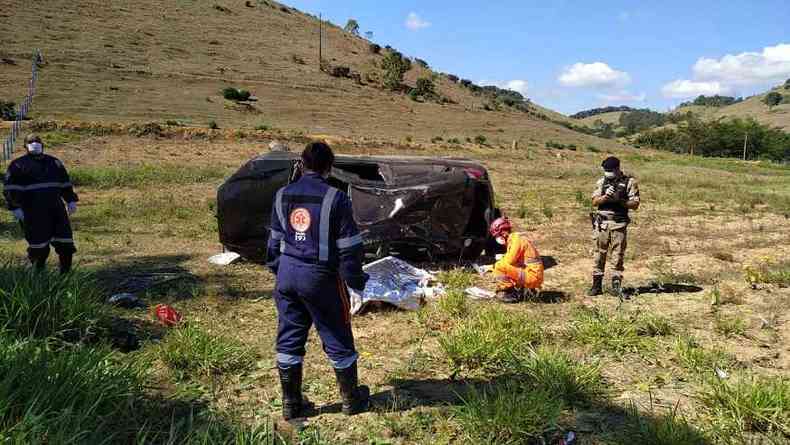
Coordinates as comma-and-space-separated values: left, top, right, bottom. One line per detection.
154, 304, 182, 326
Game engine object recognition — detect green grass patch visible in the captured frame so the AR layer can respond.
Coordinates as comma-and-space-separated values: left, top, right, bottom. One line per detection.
40, 130, 83, 147
519, 347, 606, 407
71, 164, 229, 189
156, 323, 256, 380
700, 376, 790, 439
674, 336, 738, 375
439, 308, 542, 374
454, 382, 562, 445
714, 314, 747, 338
744, 260, 790, 287
436, 268, 477, 291
567, 308, 669, 354
0, 264, 105, 340
436, 289, 469, 319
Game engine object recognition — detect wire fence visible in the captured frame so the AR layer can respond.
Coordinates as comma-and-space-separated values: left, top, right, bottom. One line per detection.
2, 50, 43, 163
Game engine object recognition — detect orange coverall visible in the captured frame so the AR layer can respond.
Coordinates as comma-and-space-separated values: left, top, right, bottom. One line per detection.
493, 232, 544, 290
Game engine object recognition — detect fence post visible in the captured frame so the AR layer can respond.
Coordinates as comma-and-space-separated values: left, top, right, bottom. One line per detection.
2, 49, 42, 164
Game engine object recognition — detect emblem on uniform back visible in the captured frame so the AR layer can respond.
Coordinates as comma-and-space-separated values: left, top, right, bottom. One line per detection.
290, 208, 311, 241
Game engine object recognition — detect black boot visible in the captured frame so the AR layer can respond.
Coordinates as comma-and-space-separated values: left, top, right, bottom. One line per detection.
496, 288, 520, 304
334, 361, 370, 416
278, 364, 308, 420
587, 275, 603, 296
59, 253, 73, 275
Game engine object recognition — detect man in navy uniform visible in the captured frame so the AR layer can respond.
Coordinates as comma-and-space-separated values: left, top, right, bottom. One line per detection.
3, 134, 79, 273
267, 141, 370, 420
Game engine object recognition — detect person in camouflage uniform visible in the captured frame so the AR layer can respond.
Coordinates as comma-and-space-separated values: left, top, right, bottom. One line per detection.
588, 156, 640, 297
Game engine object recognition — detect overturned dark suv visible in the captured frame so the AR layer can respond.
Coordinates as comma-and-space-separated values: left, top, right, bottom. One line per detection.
217, 151, 500, 263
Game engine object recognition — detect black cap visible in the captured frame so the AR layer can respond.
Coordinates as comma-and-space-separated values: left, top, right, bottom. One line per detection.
601, 156, 620, 172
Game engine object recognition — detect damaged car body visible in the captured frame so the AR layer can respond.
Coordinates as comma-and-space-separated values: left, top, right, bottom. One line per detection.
217, 151, 500, 263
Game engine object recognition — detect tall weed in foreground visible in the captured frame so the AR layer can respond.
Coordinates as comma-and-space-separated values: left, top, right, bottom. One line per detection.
673, 336, 738, 375
0, 337, 147, 444
454, 382, 562, 445
0, 264, 105, 339
567, 307, 667, 354
699, 376, 790, 440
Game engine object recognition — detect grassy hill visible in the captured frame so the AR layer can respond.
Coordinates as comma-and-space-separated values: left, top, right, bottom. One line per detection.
673, 87, 790, 130
0, 0, 612, 148
578, 111, 626, 127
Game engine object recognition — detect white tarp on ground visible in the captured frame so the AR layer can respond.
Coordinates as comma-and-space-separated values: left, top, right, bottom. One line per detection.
348, 256, 437, 314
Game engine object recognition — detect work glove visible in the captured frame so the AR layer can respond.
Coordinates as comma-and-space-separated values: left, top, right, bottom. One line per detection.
67, 202, 77, 215
11, 209, 24, 221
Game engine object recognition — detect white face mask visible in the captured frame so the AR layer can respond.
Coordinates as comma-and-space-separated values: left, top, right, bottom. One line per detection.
26, 142, 43, 155
603, 171, 616, 179
496, 236, 506, 246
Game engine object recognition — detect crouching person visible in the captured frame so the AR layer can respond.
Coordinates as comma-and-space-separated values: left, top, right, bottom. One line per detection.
489, 216, 544, 303
3, 134, 78, 273
266, 141, 371, 421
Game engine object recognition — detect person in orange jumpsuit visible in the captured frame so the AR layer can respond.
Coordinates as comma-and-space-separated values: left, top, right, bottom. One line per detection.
489, 216, 544, 303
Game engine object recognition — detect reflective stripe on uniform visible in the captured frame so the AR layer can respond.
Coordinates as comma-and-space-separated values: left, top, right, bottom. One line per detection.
3, 182, 72, 191
336, 233, 363, 250
318, 188, 338, 262
524, 257, 542, 265
28, 241, 50, 249
275, 188, 286, 231
51, 238, 74, 244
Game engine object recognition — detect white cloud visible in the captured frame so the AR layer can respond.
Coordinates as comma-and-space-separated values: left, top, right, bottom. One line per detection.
405, 12, 431, 30
480, 79, 529, 96
598, 91, 646, 102
692, 43, 790, 85
558, 62, 631, 88
661, 80, 729, 98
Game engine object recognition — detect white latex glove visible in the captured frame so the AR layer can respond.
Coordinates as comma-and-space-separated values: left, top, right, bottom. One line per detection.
12, 209, 24, 221
67, 202, 77, 215
605, 186, 616, 197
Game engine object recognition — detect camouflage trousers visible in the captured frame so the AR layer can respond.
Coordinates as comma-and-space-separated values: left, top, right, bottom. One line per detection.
593, 226, 628, 278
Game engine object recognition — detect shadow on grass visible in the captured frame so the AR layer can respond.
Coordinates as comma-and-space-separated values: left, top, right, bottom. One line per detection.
624, 282, 704, 299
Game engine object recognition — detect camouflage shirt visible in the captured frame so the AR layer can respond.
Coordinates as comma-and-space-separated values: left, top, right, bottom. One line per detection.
592, 174, 640, 229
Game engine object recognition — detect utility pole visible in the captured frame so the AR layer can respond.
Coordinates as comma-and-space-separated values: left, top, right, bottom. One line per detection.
743, 133, 748, 160
318, 13, 323, 70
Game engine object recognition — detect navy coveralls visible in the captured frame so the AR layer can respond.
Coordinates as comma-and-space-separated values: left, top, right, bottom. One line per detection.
3, 153, 79, 260
267, 172, 368, 369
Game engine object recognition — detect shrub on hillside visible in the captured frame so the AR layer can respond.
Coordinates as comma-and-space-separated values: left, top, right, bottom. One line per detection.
344, 19, 360, 35
763, 92, 783, 109
381, 51, 411, 91
221, 87, 251, 102
785, 78, 790, 90
368, 43, 381, 54
447, 74, 459, 83
328, 65, 351, 78
414, 58, 429, 69
411, 77, 436, 100
474, 135, 487, 145
0, 100, 16, 121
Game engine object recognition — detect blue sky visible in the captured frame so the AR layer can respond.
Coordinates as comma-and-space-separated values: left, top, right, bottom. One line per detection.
283, 0, 790, 114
